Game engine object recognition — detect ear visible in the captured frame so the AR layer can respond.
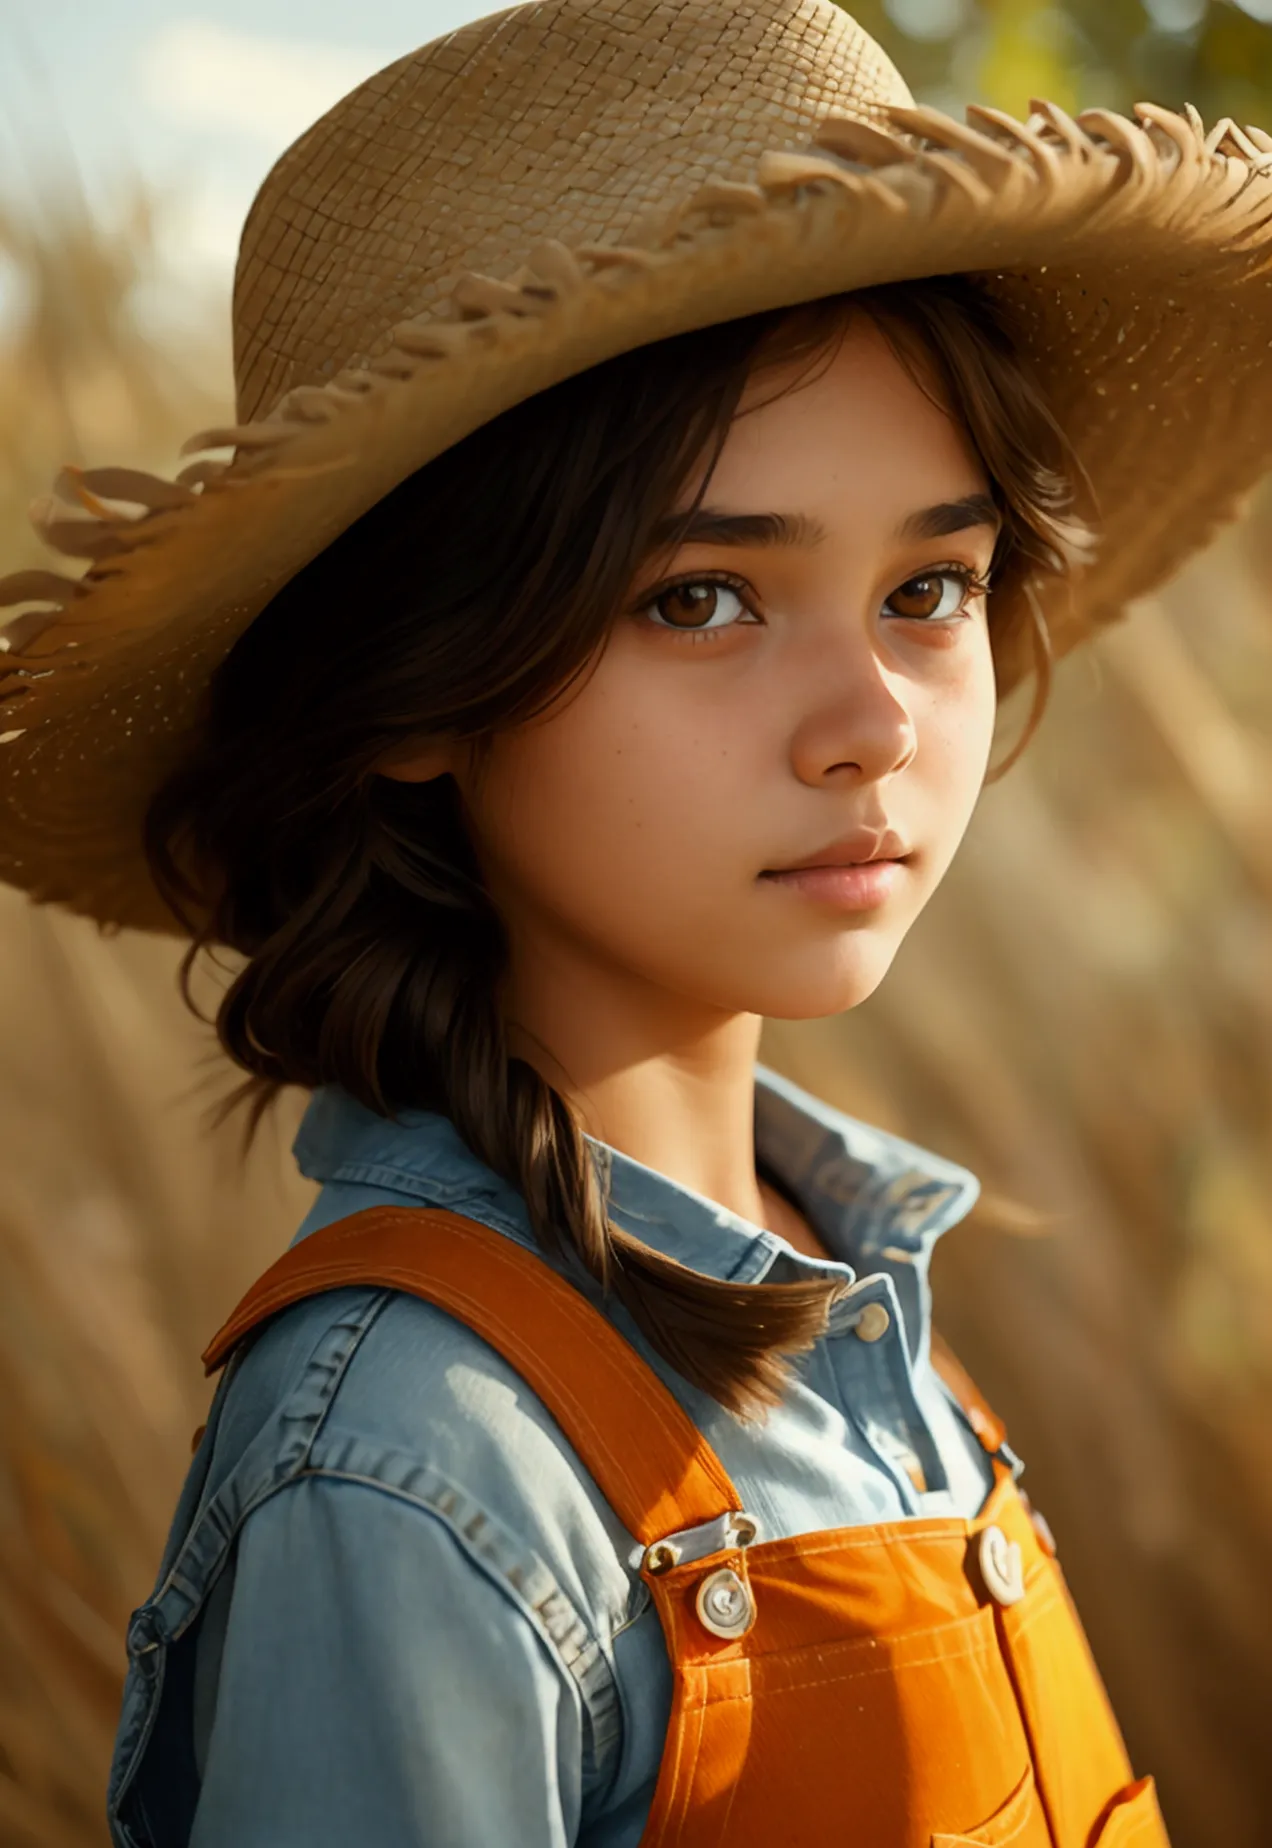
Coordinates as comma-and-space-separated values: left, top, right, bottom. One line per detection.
371, 737, 459, 784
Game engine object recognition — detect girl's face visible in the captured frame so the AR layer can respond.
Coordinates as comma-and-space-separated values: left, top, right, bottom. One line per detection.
402, 316, 1000, 1025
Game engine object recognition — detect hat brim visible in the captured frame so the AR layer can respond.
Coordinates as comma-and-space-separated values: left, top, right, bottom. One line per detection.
2, 97, 1271, 934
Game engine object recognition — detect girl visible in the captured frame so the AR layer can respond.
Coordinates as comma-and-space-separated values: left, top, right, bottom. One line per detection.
2, 1, 1270, 1842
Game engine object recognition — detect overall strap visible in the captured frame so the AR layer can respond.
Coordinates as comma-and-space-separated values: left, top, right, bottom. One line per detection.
202, 1205, 742, 1547
929, 1328, 1010, 1457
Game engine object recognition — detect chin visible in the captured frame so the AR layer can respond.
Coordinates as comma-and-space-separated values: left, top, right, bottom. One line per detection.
730, 936, 901, 1021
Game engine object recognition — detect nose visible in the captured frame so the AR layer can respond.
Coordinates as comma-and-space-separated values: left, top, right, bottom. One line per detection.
787, 641, 918, 788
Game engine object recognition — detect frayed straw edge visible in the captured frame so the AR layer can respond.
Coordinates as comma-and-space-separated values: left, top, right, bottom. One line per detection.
0, 97, 1268, 720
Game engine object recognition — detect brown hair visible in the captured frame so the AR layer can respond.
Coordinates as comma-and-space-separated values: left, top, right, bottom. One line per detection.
147, 277, 1087, 1417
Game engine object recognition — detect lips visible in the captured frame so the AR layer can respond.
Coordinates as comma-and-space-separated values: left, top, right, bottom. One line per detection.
762, 830, 912, 876
758, 856, 908, 913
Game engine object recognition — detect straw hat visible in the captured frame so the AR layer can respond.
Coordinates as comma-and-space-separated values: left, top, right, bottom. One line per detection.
3, 0, 1271, 934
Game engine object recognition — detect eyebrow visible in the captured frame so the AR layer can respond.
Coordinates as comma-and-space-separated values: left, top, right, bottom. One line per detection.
898, 493, 1001, 542
647, 492, 1001, 553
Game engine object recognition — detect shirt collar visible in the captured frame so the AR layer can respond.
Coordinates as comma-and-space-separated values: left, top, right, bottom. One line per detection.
291, 1064, 979, 1290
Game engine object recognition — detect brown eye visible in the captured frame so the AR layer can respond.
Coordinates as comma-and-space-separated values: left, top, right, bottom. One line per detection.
646, 580, 751, 632
883, 569, 978, 622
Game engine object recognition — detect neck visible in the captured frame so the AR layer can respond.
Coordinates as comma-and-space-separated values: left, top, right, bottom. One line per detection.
500, 930, 769, 1228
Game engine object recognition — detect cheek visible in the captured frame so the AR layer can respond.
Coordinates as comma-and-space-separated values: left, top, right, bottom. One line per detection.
467, 671, 748, 943
958, 635, 999, 774
929, 647, 996, 771
912, 633, 997, 862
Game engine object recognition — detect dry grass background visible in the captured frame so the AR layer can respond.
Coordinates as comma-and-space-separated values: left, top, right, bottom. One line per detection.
1, 173, 1270, 1848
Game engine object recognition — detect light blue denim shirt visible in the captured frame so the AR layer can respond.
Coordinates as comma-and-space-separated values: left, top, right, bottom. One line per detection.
108, 1065, 1016, 1848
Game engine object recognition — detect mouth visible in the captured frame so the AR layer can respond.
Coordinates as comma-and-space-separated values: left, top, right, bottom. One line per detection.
758, 852, 913, 912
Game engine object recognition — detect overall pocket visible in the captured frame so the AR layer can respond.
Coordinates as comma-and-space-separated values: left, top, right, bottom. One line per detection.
932, 1761, 1051, 1847
1089, 1777, 1169, 1846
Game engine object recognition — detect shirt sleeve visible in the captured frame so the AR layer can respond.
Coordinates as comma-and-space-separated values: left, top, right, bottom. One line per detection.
189, 1472, 588, 1848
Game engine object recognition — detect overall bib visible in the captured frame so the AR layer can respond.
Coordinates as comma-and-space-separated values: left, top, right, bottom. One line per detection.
205, 1207, 1171, 1848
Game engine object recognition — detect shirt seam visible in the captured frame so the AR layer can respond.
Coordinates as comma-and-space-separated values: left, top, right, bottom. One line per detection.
303, 1459, 620, 1695
144, 1290, 394, 1634
223, 1459, 622, 1788
141, 1283, 627, 1788
300, 1162, 533, 1244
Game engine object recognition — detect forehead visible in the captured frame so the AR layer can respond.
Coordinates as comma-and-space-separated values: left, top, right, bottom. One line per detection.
698, 316, 986, 516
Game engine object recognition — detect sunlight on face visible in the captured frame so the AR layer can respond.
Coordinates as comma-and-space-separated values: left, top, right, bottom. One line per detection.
456, 316, 999, 1022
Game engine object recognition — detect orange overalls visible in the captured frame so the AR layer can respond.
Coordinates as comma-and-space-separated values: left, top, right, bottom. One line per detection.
205, 1206, 1170, 1847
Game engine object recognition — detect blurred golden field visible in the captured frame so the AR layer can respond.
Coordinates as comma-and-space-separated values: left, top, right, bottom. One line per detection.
3, 44, 1272, 1848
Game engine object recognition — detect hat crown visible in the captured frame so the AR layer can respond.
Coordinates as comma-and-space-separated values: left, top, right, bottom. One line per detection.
232, 0, 911, 421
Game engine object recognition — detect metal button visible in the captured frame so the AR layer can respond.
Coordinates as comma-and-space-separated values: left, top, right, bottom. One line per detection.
979, 1524, 1026, 1606
727, 1512, 759, 1548
643, 1540, 682, 1576
695, 1567, 756, 1640
853, 1301, 891, 1343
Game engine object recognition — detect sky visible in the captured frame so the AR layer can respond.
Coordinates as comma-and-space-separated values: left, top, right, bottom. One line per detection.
11, 0, 1270, 316
3, 0, 499, 301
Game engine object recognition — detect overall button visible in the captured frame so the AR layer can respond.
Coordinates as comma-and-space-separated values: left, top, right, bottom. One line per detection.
979, 1524, 1026, 1606
853, 1301, 891, 1343
696, 1567, 756, 1639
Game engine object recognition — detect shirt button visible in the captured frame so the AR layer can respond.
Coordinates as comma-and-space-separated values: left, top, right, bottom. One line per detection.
853, 1302, 891, 1343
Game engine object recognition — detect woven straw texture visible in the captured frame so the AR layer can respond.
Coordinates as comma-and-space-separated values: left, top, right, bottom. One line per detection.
2, 0, 1271, 934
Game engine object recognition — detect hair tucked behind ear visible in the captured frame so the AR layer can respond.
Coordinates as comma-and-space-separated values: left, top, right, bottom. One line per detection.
146, 277, 1089, 1418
